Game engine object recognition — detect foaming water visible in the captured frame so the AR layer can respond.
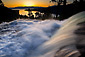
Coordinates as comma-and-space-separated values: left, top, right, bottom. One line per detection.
0, 12, 85, 57
28, 11, 85, 57
0, 19, 60, 57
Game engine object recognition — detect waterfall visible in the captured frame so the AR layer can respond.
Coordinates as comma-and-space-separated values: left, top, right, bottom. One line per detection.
0, 11, 85, 57
28, 11, 85, 57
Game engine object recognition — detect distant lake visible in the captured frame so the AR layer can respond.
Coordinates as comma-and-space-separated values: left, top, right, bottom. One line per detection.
12, 9, 56, 19
12, 9, 37, 17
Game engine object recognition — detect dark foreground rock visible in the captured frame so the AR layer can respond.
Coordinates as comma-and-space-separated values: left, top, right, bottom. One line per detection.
0, 0, 19, 23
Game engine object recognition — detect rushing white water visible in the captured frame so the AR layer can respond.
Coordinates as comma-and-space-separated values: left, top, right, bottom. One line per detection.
0, 11, 85, 57
28, 11, 85, 57
0, 19, 60, 57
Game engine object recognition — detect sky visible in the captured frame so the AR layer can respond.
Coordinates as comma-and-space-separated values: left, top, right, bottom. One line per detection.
2, 0, 74, 7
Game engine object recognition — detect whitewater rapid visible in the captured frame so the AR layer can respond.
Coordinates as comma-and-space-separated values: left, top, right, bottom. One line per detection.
0, 11, 85, 57
0, 19, 60, 57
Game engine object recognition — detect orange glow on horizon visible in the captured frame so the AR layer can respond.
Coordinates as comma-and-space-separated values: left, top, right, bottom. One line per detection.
5, 4, 50, 8
24, 2, 35, 6
2, 0, 73, 8
3, 0, 55, 8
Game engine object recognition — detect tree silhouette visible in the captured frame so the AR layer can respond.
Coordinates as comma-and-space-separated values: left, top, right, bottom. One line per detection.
50, 0, 58, 5
0, 0, 4, 6
50, 0, 68, 6
50, 0, 63, 6
50, 0, 57, 2
80, 0, 83, 2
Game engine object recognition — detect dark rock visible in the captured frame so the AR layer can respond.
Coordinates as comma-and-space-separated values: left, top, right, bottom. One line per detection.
0, 0, 19, 23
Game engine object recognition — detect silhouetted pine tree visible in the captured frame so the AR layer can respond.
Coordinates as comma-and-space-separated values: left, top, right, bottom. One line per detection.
0, 0, 4, 6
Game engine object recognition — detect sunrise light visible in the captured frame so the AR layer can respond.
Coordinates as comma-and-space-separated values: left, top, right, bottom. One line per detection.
24, 2, 35, 6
